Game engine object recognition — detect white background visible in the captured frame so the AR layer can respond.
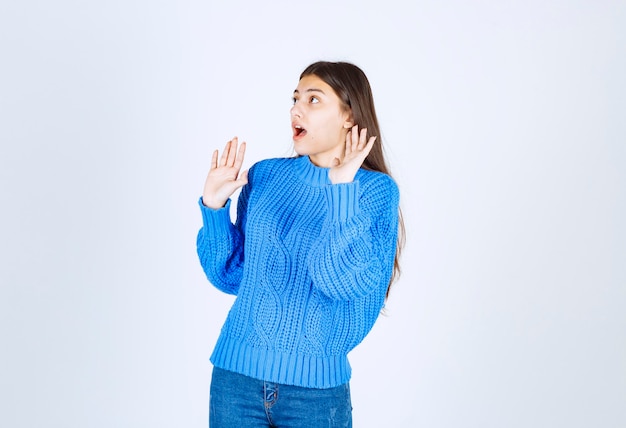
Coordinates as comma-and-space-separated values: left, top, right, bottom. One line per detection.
1, 1, 624, 427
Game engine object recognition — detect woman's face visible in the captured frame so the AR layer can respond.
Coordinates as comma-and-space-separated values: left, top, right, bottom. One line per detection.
291, 74, 352, 167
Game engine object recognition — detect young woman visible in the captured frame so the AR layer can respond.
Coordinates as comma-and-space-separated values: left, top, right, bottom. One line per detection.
197, 61, 404, 427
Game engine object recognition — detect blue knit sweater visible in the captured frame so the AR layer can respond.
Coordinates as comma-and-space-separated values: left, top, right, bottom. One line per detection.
197, 155, 399, 388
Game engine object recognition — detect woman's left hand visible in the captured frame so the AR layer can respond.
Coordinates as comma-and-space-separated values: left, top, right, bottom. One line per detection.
328, 125, 376, 184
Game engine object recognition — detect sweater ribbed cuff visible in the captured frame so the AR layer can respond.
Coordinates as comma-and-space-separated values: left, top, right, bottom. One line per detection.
324, 182, 360, 222
198, 197, 233, 236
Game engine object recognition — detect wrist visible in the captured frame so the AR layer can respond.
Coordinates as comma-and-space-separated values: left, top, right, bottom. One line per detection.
328, 170, 355, 184
201, 196, 226, 209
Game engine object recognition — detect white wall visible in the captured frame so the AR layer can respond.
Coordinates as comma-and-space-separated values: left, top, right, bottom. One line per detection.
1, 1, 624, 427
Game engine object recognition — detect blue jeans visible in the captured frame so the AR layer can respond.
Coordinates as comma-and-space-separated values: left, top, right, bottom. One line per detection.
209, 366, 352, 427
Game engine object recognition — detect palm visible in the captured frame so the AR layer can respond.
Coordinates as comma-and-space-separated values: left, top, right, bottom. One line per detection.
202, 137, 248, 209
329, 125, 376, 184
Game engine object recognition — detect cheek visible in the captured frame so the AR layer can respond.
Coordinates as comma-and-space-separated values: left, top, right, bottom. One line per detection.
325, 113, 348, 134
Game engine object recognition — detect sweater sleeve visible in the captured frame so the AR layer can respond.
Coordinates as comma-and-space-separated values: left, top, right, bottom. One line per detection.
196, 172, 253, 295
307, 174, 400, 301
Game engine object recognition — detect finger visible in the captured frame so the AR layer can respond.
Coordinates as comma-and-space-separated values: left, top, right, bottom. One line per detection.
363, 136, 377, 157
234, 141, 246, 170
359, 128, 368, 150
351, 125, 360, 152
220, 139, 233, 166
211, 149, 218, 170
344, 130, 352, 156
238, 169, 249, 185
229, 169, 249, 193
226, 137, 238, 166
346, 126, 355, 154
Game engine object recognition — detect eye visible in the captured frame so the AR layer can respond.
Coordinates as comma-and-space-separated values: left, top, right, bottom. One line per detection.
309, 96, 319, 104
292, 97, 298, 105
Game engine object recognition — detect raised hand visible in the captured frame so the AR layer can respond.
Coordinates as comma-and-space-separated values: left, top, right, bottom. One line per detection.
328, 125, 376, 184
202, 137, 248, 209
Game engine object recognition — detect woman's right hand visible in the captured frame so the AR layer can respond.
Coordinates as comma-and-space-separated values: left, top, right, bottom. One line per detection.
202, 137, 248, 209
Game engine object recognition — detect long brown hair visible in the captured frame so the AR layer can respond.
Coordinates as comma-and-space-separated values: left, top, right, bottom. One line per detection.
300, 61, 406, 298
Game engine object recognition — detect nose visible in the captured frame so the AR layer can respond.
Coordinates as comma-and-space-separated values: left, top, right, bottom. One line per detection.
290, 103, 301, 118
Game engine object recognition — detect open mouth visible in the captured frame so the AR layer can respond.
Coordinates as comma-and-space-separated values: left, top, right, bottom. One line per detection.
293, 124, 307, 139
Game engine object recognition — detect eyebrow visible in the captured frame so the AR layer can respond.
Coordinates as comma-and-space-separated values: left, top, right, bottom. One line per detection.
293, 88, 326, 95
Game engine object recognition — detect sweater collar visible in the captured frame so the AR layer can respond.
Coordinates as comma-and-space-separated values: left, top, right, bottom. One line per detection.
294, 155, 331, 186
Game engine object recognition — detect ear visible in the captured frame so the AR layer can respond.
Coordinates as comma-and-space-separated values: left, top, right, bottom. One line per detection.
342, 110, 354, 129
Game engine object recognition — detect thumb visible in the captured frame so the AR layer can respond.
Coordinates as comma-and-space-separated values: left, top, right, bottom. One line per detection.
331, 157, 340, 167
238, 169, 249, 185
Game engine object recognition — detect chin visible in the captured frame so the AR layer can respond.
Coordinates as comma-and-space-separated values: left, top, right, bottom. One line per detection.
292, 141, 309, 156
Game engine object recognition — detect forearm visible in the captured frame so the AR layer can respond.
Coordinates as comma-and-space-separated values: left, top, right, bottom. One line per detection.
307, 180, 398, 300
196, 198, 244, 294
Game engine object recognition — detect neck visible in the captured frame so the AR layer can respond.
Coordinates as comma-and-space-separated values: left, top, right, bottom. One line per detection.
308, 134, 348, 168
309, 153, 339, 168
